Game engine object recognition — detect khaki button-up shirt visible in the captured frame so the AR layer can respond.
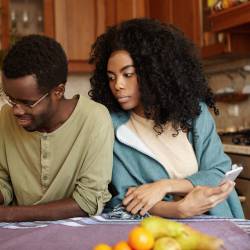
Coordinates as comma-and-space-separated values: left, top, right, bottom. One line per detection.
0, 95, 114, 215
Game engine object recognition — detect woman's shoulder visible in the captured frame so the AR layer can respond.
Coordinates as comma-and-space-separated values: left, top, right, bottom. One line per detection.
195, 102, 214, 124
110, 111, 130, 128
190, 102, 216, 137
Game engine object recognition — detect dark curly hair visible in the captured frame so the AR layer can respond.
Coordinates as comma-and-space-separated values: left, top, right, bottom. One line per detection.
89, 18, 218, 133
2, 34, 68, 93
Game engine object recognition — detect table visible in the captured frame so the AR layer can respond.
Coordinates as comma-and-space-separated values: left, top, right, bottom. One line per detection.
0, 216, 250, 250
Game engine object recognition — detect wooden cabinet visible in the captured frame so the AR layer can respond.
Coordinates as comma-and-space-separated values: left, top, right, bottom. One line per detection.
53, 0, 106, 72
209, 1, 250, 32
1, 0, 148, 73
149, 0, 202, 48
54, 0, 148, 73
202, 1, 250, 59
106, 0, 148, 27
148, 0, 250, 59
228, 153, 250, 219
0, 0, 54, 50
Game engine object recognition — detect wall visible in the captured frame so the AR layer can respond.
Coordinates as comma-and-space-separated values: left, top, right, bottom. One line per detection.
205, 58, 250, 133
208, 72, 250, 133
65, 73, 91, 98
1, 63, 250, 134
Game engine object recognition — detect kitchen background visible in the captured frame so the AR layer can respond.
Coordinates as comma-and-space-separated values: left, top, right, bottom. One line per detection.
0, 0, 250, 217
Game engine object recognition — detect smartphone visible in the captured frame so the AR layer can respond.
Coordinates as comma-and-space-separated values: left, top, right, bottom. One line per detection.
221, 166, 243, 183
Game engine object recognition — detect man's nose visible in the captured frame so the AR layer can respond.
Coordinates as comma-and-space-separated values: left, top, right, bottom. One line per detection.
12, 104, 26, 116
115, 77, 125, 91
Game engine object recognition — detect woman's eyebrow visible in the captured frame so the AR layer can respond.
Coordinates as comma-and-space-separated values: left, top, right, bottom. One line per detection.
107, 65, 135, 74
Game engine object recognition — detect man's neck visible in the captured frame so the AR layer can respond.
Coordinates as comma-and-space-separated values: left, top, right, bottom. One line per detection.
39, 96, 79, 133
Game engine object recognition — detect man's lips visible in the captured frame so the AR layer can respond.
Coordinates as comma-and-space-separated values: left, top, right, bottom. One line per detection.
15, 116, 32, 126
117, 96, 130, 103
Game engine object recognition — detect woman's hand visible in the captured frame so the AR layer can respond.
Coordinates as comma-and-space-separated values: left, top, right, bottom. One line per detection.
177, 180, 235, 218
123, 180, 169, 216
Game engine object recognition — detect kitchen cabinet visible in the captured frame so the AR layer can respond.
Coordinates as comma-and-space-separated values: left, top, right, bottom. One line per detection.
203, 1, 250, 58
148, 0, 250, 59
228, 152, 250, 219
149, 0, 202, 48
106, 0, 148, 27
1, 0, 148, 73
53, 0, 106, 72
209, 1, 250, 32
0, 0, 54, 50
54, 0, 148, 73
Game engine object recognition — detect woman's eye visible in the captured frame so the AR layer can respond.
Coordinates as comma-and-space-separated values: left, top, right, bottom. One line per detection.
124, 72, 134, 77
107, 75, 115, 81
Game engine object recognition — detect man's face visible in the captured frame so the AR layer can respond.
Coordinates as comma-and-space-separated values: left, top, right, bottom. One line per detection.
2, 74, 56, 132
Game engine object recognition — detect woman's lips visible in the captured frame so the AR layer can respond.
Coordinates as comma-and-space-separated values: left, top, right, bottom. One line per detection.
117, 96, 130, 103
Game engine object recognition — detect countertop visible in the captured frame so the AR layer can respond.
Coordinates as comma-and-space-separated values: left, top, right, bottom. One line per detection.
223, 144, 250, 155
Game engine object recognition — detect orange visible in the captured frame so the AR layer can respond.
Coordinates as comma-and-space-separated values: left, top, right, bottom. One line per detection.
128, 226, 154, 250
93, 243, 112, 250
113, 241, 132, 250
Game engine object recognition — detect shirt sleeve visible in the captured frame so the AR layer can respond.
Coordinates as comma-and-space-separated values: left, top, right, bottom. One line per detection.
186, 103, 231, 187
0, 107, 14, 205
72, 107, 114, 216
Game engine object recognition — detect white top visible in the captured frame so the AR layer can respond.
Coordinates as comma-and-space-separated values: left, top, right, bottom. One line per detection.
122, 112, 198, 179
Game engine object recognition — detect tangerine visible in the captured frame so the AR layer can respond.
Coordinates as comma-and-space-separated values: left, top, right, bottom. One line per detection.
128, 226, 154, 250
93, 243, 112, 250
113, 241, 132, 250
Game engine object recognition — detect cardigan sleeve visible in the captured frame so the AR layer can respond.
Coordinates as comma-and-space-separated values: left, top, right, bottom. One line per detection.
186, 103, 244, 218
186, 103, 231, 187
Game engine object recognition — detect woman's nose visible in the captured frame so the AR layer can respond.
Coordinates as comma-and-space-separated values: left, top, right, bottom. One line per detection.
115, 77, 125, 90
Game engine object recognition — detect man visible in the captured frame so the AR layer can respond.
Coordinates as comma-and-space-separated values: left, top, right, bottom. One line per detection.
0, 35, 114, 222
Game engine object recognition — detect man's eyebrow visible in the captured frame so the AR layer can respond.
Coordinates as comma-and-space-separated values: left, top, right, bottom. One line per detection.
6, 94, 36, 103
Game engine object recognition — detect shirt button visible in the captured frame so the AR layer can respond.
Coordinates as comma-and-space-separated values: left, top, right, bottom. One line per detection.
43, 152, 48, 158
42, 133, 48, 140
43, 175, 48, 181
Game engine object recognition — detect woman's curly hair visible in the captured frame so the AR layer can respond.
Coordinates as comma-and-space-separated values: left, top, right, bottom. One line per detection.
89, 18, 218, 134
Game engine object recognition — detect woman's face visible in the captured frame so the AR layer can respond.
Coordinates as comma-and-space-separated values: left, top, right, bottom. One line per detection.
107, 50, 144, 116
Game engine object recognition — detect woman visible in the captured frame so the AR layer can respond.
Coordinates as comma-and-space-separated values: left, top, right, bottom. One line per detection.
89, 18, 244, 218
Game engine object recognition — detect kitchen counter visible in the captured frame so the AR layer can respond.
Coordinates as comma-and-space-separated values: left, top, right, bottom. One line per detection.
223, 144, 250, 156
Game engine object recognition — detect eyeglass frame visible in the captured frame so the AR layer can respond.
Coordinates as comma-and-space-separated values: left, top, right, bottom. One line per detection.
0, 88, 49, 109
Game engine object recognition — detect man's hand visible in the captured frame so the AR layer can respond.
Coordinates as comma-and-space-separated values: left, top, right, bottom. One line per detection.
0, 191, 4, 204
0, 198, 87, 222
177, 181, 235, 218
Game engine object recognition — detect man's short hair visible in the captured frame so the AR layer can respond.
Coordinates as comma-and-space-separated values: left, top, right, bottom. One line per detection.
2, 34, 68, 92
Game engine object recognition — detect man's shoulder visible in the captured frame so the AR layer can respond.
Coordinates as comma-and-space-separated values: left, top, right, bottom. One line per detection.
0, 104, 13, 126
78, 95, 111, 122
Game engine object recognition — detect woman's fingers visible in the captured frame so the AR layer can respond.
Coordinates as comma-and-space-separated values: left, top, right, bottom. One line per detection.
125, 196, 143, 213
125, 187, 136, 196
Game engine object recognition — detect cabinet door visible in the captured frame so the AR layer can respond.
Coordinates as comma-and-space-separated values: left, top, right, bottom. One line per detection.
1, 0, 10, 50
54, 0, 148, 73
54, 0, 106, 72
149, 0, 202, 47
106, 0, 148, 26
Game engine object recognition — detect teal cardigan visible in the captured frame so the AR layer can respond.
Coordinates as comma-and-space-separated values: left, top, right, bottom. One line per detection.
107, 103, 244, 218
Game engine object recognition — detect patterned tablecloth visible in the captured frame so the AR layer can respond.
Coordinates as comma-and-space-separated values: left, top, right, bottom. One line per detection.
0, 215, 250, 250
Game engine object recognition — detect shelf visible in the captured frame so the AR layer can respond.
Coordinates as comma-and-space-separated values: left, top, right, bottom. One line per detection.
215, 92, 249, 103
201, 32, 250, 59
209, 2, 250, 32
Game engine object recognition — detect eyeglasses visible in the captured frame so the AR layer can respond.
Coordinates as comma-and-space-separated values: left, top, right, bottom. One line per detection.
0, 88, 49, 109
